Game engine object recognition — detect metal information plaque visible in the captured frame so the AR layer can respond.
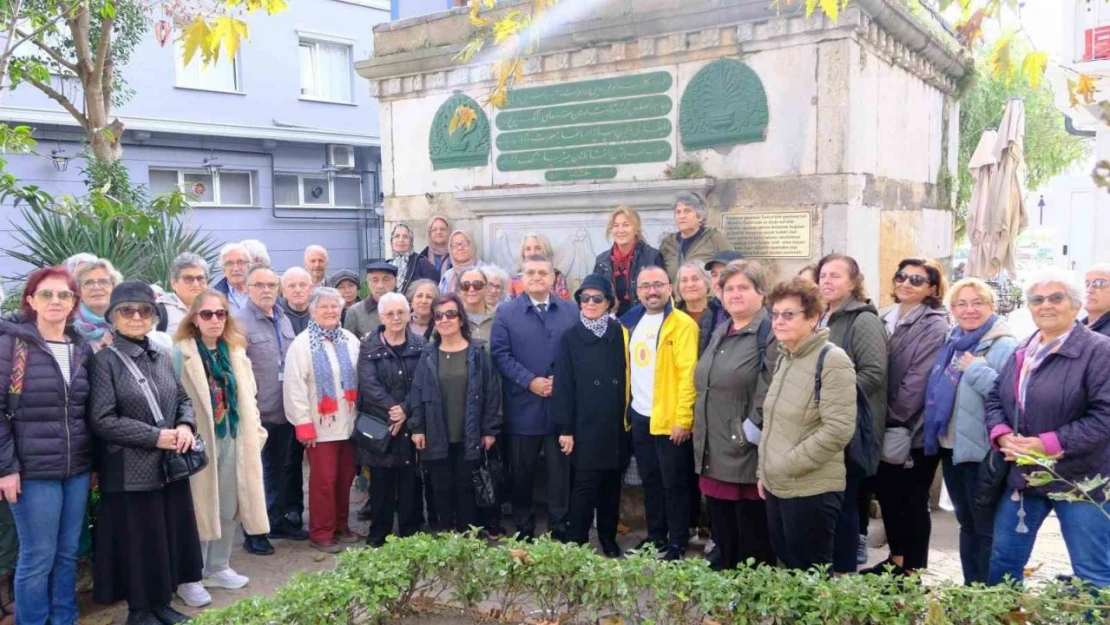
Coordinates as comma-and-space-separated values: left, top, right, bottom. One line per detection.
722, 212, 812, 259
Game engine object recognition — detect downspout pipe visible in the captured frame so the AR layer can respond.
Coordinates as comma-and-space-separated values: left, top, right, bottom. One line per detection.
1065, 115, 1097, 138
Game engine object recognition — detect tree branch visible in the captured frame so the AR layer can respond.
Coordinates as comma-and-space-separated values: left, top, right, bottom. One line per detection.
12, 27, 78, 73
101, 58, 112, 114
91, 13, 113, 82
27, 76, 87, 128
69, 4, 91, 74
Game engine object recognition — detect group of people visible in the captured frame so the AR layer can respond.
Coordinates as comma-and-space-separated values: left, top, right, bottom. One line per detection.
0, 192, 1108, 625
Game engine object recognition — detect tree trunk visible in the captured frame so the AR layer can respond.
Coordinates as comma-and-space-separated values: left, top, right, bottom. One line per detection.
71, 5, 123, 162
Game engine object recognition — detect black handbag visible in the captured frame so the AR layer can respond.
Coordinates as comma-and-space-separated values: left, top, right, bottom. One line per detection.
354, 412, 393, 455
974, 389, 1021, 510
107, 346, 208, 483
472, 449, 504, 509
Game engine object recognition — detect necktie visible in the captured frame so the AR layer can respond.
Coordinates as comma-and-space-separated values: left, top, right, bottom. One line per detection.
536, 302, 547, 319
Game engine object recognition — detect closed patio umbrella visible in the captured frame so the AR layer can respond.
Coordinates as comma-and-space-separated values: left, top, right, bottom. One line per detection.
985, 98, 1029, 277
966, 128, 999, 278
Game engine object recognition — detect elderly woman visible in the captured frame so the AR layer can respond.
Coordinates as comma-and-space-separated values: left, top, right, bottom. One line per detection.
357, 293, 425, 547
406, 279, 438, 341
659, 193, 733, 289
483, 265, 511, 309
409, 294, 500, 533
283, 287, 361, 554
89, 281, 202, 625
759, 277, 856, 571
73, 258, 123, 351
0, 268, 93, 625
815, 253, 888, 573
171, 290, 269, 608
390, 223, 440, 294
438, 231, 486, 295
863, 258, 949, 576
507, 233, 570, 300
592, 206, 666, 318
986, 269, 1110, 588
553, 274, 629, 557
694, 261, 776, 570
920, 279, 1017, 586
676, 261, 724, 357
418, 215, 453, 275
459, 268, 496, 342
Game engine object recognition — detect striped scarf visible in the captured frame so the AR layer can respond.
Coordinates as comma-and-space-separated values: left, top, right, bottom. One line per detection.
307, 320, 357, 420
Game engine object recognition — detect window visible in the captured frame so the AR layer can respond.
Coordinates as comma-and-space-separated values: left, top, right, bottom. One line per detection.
274, 173, 362, 208
174, 41, 240, 92
298, 40, 353, 103
149, 168, 255, 206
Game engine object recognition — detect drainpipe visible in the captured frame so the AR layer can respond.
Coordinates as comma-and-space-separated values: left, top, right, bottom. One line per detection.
1065, 115, 1097, 138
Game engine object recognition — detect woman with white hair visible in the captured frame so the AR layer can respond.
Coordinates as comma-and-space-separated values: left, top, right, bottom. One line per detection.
437, 231, 486, 295
74, 258, 124, 351
1084, 263, 1110, 338
658, 192, 734, 288
282, 287, 361, 554
507, 233, 570, 300
985, 268, 1110, 589
63, 253, 98, 277
482, 265, 511, 309
239, 239, 271, 266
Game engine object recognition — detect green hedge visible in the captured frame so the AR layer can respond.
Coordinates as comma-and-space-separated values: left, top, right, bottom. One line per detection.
192, 533, 1108, 625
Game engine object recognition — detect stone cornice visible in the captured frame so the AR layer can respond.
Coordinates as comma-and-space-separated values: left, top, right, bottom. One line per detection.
455, 178, 716, 216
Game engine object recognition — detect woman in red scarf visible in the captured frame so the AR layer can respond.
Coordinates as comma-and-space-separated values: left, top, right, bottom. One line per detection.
590, 206, 665, 318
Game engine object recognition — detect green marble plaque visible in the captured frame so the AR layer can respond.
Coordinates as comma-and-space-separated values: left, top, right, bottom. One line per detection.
497, 141, 672, 172
497, 119, 673, 152
429, 94, 491, 170
679, 58, 769, 151
503, 72, 673, 110
544, 167, 618, 182
495, 95, 672, 132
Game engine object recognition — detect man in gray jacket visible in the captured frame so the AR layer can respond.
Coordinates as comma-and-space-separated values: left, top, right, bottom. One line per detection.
235, 265, 308, 555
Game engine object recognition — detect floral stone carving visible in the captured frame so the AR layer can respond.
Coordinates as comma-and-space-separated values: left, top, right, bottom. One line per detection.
429, 94, 491, 170
679, 58, 769, 151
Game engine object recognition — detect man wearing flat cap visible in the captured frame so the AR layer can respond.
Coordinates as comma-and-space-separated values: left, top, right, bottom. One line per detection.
343, 261, 397, 340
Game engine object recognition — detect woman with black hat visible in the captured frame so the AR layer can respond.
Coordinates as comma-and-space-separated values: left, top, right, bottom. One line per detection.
552, 274, 630, 557
88, 281, 203, 625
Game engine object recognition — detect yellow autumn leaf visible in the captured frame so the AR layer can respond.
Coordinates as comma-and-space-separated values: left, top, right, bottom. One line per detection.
209, 16, 249, 63
447, 104, 478, 135
955, 8, 987, 48
1067, 78, 1080, 108
819, 0, 840, 21
493, 11, 525, 44
179, 15, 214, 67
987, 33, 1016, 82
1077, 73, 1100, 104
469, 0, 487, 27
486, 88, 507, 109
1021, 51, 1048, 89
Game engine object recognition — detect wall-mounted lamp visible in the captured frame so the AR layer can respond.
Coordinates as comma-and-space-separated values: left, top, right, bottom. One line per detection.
50, 148, 73, 172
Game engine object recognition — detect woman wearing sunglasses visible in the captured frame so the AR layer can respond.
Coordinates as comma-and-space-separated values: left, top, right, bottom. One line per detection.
758, 277, 856, 571
170, 290, 268, 608
89, 282, 202, 625
0, 268, 94, 625
458, 268, 497, 343
408, 294, 500, 533
862, 258, 948, 577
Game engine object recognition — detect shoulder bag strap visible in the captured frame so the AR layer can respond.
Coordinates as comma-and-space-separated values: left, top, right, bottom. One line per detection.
106, 345, 167, 427
813, 344, 832, 404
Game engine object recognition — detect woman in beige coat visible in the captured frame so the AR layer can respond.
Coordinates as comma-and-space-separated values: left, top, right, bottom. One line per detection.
171, 289, 269, 608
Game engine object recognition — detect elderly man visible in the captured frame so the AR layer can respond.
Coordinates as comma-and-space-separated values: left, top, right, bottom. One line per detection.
343, 261, 397, 340
156, 252, 208, 335
234, 265, 308, 555
1086, 263, 1110, 338
658, 192, 734, 288
214, 243, 252, 312
241, 239, 272, 265
305, 245, 330, 287
491, 254, 579, 541
281, 266, 314, 335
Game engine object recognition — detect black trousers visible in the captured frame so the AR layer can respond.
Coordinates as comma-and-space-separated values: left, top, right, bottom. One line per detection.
832, 471, 863, 573
425, 444, 479, 532
367, 465, 421, 543
567, 468, 621, 545
285, 434, 305, 517
261, 423, 304, 526
706, 496, 775, 569
509, 434, 570, 534
766, 490, 843, 571
874, 449, 941, 570
631, 413, 691, 549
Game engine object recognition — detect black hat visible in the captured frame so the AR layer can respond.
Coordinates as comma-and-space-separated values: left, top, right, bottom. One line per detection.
704, 250, 744, 271
106, 281, 157, 319
365, 260, 398, 276
327, 270, 360, 289
574, 273, 614, 304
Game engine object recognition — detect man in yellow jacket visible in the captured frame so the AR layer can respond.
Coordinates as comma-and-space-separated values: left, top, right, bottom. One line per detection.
619, 266, 699, 561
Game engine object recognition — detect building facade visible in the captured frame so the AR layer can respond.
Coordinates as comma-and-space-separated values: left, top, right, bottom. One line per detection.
0, 0, 390, 283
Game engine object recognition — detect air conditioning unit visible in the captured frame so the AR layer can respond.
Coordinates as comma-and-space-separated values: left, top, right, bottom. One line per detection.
327, 145, 355, 170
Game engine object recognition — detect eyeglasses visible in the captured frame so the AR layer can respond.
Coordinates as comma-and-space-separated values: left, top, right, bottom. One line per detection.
117, 305, 154, 320
487, 283, 504, 292
250, 282, 279, 291
578, 294, 607, 305
636, 282, 669, 292
197, 309, 228, 321
770, 310, 803, 322
81, 278, 112, 290
524, 269, 551, 278
450, 241, 471, 250
459, 280, 486, 292
1087, 279, 1110, 290
433, 309, 461, 321
952, 300, 988, 311
34, 289, 75, 303
223, 260, 249, 268
894, 272, 930, 287
177, 275, 206, 285
1028, 292, 1069, 307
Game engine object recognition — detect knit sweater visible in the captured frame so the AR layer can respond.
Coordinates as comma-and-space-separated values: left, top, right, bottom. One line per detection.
282, 329, 361, 443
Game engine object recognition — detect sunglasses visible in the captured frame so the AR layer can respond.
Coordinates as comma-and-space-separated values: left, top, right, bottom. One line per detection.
770, 310, 803, 322
459, 280, 486, 292
1028, 292, 1069, 307
894, 271, 930, 287
578, 294, 607, 305
433, 309, 461, 321
117, 305, 154, 320
197, 309, 228, 321
34, 289, 75, 303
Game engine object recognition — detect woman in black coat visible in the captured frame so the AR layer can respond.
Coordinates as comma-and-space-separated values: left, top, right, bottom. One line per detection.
357, 293, 425, 547
553, 274, 629, 558
592, 206, 665, 318
390, 223, 440, 294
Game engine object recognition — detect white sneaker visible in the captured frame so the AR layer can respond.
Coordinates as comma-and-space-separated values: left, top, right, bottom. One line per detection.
203, 567, 250, 590
177, 581, 212, 607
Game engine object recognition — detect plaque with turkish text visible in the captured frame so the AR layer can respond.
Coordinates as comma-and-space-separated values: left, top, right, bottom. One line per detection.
722, 212, 811, 259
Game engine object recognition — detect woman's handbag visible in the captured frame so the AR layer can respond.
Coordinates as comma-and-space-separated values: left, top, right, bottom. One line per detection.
973, 448, 1010, 510
354, 412, 393, 455
880, 427, 913, 466
107, 346, 208, 483
472, 449, 504, 509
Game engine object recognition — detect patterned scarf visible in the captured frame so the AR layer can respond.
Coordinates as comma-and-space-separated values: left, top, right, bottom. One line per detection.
391, 223, 414, 291
73, 303, 110, 342
610, 243, 636, 304
1017, 326, 1072, 410
426, 215, 451, 272
308, 320, 357, 420
196, 338, 239, 439
581, 312, 608, 338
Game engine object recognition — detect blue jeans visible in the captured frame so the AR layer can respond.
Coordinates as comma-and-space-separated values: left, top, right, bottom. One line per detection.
989, 489, 1110, 587
942, 451, 995, 585
10, 473, 91, 625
